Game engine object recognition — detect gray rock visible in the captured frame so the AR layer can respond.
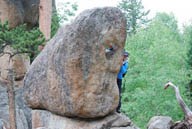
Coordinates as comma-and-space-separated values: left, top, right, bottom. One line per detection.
0, 119, 5, 129
0, 84, 31, 129
32, 110, 139, 129
147, 116, 174, 129
24, 7, 127, 118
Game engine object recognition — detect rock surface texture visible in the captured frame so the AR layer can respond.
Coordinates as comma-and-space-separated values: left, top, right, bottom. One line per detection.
0, 46, 30, 87
0, 0, 39, 28
147, 116, 174, 129
0, 0, 56, 28
24, 7, 127, 118
0, 83, 31, 129
32, 110, 139, 129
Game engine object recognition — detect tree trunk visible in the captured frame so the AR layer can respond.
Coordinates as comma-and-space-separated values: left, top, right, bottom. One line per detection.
39, 0, 52, 40
7, 69, 16, 129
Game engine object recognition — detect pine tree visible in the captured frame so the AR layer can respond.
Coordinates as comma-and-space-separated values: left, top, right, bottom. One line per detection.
0, 22, 45, 62
117, 0, 150, 34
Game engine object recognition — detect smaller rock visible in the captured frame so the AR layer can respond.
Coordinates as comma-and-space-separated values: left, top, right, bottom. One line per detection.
112, 113, 131, 127
32, 110, 139, 129
147, 116, 174, 129
0, 46, 30, 87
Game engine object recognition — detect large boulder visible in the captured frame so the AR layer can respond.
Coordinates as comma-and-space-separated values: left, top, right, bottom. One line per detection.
32, 110, 139, 129
24, 7, 127, 118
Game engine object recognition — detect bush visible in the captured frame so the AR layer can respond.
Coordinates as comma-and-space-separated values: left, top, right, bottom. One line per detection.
0, 22, 45, 62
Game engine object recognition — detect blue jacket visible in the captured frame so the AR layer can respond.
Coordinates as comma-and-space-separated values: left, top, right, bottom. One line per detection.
117, 60, 128, 79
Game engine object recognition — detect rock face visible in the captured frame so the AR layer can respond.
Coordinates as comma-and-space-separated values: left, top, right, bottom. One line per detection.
24, 7, 127, 118
147, 116, 174, 129
0, 0, 39, 28
0, 83, 31, 129
0, 0, 56, 28
32, 110, 139, 129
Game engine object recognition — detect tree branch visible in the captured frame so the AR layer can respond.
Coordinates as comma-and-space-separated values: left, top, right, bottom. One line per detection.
164, 81, 192, 124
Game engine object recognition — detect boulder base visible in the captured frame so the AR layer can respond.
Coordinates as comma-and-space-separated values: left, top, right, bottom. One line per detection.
32, 110, 139, 129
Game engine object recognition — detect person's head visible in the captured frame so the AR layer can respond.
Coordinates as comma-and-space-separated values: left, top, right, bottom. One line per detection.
123, 51, 129, 60
123, 51, 129, 57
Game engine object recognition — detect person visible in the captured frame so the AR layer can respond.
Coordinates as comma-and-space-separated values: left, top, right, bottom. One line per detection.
116, 51, 129, 113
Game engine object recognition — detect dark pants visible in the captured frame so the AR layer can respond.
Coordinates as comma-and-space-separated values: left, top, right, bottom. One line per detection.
117, 78, 122, 112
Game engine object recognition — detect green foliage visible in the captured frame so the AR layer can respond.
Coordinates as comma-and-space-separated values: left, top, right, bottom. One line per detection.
121, 13, 189, 128
51, 11, 60, 37
153, 12, 180, 41
117, 0, 150, 34
0, 22, 45, 61
182, 23, 192, 98
56, 2, 78, 24
183, 24, 192, 69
